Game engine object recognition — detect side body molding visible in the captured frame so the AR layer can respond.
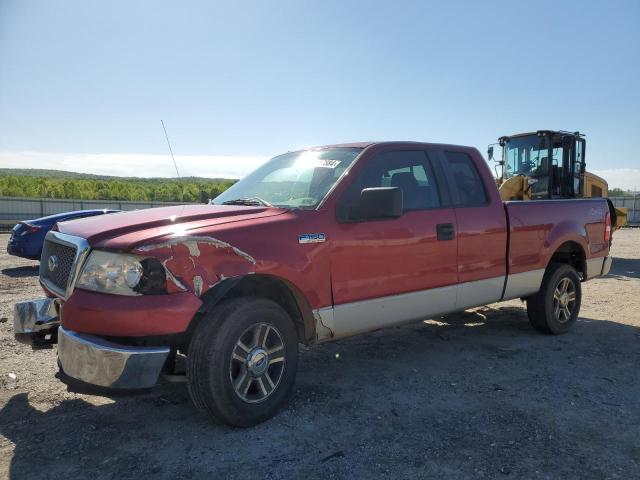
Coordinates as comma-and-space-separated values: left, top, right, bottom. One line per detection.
317, 270, 551, 341
323, 283, 458, 340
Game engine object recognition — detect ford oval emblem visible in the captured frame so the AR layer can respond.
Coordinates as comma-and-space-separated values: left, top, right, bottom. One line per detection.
47, 255, 59, 272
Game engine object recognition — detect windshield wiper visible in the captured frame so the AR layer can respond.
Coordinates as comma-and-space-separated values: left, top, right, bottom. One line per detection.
221, 197, 273, 207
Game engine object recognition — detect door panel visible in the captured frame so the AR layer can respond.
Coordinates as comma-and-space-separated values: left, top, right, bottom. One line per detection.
330, 149, 458, 332
454, 204, 508, 293
438, 149, 508, 309
331, 209, 458, 305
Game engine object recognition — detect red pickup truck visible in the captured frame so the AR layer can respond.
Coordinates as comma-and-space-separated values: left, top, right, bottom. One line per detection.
14, 141, 613, 427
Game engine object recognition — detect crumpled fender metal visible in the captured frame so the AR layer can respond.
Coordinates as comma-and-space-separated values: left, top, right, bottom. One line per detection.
313, 307, 334, 342
128, 224, 334, 342
132, 235, 257, 297
196, 276, 244, 314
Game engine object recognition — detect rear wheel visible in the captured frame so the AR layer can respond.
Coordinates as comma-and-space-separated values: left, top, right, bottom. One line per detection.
526, 263, 581, 334
187, 297, 298, 427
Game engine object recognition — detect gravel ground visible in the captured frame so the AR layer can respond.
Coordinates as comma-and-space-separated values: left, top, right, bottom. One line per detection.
0, 230, 639, 479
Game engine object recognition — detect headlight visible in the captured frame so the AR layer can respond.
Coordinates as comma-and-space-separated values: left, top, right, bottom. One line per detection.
77, 251, 167, 296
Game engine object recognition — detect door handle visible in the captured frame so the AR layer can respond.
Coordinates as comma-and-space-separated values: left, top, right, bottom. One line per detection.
436, 223, 455, 241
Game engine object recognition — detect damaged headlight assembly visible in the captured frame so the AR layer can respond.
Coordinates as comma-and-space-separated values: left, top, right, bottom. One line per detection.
77, 251, 168, 295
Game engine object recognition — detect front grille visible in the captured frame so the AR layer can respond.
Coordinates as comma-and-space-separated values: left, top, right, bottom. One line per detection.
40, 239, 78, 293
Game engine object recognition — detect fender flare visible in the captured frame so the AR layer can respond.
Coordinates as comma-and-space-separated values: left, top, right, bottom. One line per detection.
190, 274, 317, 344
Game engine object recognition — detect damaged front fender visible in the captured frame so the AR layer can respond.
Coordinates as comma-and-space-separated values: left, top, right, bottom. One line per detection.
133, 235, 257, 297
136, 235, 256, 264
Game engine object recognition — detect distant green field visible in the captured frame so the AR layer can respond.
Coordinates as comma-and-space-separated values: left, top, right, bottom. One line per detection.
0, 169, 236, 203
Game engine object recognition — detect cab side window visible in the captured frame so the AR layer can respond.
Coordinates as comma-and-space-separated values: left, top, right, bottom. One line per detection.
342, 150, 440, 212
442, 151, 488, 206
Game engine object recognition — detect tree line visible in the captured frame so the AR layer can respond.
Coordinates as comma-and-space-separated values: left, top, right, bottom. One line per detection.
609, 188, 637, 197
0, 175, 236, 203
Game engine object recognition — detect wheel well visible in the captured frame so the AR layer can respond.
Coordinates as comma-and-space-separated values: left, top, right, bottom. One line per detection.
190, 275, 315, 346
548, 241, 586, 278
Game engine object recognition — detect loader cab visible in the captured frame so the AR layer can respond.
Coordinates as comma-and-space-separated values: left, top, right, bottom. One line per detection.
498, 130, 585, 199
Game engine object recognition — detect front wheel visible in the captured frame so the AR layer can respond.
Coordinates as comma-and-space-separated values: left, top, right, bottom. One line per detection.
187, 297, 299, 427
526, 263, 582, 334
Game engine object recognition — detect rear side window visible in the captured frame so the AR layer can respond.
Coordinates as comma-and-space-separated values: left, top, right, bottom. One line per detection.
442, 151, 488, 206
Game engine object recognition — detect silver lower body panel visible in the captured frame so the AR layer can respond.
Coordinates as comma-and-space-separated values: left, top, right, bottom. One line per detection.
585, 256, 607, 280
317, 273, 539, 341
601, 256, 612, 276
325, 284, 458, 340
502, 268, 545, 301
58, 326, 170, 389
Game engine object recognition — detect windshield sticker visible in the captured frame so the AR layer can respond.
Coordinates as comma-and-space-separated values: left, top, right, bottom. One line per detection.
317, 159, 341, 168
298, 233, 326, 244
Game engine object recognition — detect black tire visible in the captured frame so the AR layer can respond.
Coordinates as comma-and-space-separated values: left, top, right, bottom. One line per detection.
526, 263, 582, 334
187, 297, 298, 427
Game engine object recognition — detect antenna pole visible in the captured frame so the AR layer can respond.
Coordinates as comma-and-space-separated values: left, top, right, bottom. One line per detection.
161, 120, 181, 180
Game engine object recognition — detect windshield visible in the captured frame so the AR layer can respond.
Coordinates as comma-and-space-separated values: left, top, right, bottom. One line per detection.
504, 135, 549, 179
504, 134, 556, 198
212, 148, 362, 209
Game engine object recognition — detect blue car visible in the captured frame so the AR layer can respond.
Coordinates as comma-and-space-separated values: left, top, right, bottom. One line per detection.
7, 209, 119, 260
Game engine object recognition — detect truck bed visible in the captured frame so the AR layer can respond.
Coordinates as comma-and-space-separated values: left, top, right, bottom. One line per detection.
503, 198, 610, 300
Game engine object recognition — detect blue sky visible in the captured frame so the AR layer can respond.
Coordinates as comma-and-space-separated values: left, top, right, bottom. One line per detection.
0, 0, 639, 187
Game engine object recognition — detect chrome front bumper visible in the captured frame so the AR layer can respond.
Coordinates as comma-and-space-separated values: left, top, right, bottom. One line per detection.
14, 297, 60, 347
57, 326, 170, 389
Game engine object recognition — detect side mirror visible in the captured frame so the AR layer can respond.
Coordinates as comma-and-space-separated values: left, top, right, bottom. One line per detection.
488, 146, 494, 161
349, 187, 403, 221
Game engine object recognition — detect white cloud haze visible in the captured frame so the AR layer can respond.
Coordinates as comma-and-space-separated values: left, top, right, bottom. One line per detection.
590, 169, 640, 192
0, 151, 269, 179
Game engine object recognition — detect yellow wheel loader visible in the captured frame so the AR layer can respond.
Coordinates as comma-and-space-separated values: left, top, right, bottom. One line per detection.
489, 130, 627, 229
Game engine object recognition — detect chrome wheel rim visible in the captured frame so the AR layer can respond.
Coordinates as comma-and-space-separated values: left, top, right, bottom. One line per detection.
553, 277, 576, 323
229, 322, 286, 403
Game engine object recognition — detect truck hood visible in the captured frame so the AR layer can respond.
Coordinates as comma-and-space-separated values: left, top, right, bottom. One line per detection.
56, 204, 287, 250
